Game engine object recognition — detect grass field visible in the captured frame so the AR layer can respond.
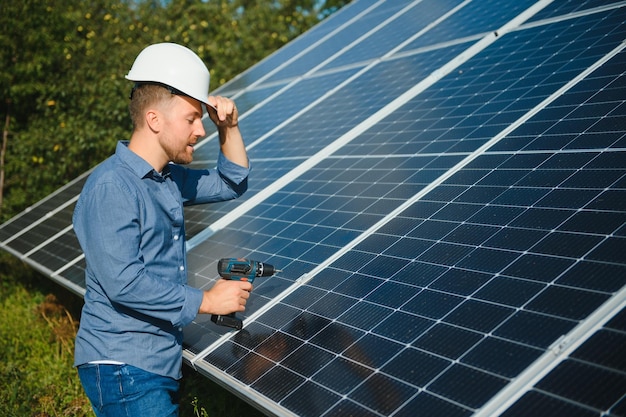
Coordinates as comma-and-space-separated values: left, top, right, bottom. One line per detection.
0, 253, 265, 417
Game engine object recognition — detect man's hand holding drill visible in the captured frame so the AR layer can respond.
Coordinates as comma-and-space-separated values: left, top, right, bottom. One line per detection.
198, 279, 253, 315
207, 258, 281, 329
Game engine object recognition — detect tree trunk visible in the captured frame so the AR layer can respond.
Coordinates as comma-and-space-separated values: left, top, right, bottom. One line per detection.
0, 100, 9, 211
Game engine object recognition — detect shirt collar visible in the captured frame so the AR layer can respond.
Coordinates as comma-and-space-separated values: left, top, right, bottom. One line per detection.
115, 141, 169, 180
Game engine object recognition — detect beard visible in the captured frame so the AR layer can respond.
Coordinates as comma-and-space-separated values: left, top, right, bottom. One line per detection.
160, 134, 194, 165
170, 148, 194, 165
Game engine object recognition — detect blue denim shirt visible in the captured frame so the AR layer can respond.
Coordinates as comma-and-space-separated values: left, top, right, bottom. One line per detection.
73, 141, 249, 379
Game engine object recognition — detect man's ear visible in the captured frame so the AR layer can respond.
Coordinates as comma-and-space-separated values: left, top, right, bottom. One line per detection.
145, 109, 160, 133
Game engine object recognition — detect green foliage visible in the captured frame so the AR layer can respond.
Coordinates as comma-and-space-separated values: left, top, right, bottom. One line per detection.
0, 0, 349, 414
0, 253, 91, 416
0, 0, 349, 221
0, 252, 267, 416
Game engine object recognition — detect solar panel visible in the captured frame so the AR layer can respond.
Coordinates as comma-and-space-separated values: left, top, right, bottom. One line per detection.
1, 1, 625, 416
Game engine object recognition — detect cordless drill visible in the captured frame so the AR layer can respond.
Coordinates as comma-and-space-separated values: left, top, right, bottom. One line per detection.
210, 258, 281, 330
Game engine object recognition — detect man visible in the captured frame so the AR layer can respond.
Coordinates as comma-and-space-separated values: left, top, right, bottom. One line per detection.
72, 42, 252, 416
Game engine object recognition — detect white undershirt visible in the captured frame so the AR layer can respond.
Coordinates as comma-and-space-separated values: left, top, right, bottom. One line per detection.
88, 360, 125, 365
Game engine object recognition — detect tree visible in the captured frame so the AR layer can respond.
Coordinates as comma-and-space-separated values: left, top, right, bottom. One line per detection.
0, 0, 350, 221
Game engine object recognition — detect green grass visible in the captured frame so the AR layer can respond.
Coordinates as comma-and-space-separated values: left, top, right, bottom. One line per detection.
0, 253, 266, 417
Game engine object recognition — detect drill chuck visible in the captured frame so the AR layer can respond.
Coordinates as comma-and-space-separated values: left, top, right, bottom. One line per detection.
256, 261, 280, 277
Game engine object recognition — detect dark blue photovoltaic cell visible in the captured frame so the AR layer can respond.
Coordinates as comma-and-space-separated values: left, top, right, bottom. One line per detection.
4, 208, 73, 254
502, 308, 626, 417
262, 0, 413, 84
346, 372, 417, 416
572, 329, 626, 374
183, 40, 471, 237
428, 364, 509, 409
251, 46, 470, 161
461, 337, 543, 378
0, 176, 87, 292
187, 5, 626, 314
503, 391, 601, 417
183, 68, 363, 237
218, 83, 284, 119
27, 228, 82, 272
2, 2, 626, 417
321, 0, 464, 70
217, 0, 382, 93
190, 10, 626, 416
0, 176, 85, 249
195, 69, 362, 165
63, 257, 87, 287
399, 0, 537, 52
396, 393, 474, 417
527, 0, 625, 22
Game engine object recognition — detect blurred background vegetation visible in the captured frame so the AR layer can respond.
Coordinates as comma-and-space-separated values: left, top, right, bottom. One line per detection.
0, 0, 349, 415
0, 0, 349, 219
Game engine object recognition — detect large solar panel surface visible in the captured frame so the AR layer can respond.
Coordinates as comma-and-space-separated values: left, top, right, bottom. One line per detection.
1, 0, 625, 416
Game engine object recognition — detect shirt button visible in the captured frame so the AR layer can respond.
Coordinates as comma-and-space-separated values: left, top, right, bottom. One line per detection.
173, 235, 179, 241
178, 327, 183, 332
179, 266, 185, 271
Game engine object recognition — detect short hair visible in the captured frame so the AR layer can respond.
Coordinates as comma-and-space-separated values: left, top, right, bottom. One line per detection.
128, 83, 176, 128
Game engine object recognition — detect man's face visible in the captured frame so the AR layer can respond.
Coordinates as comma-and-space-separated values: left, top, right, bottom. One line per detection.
158, 95, 205, 165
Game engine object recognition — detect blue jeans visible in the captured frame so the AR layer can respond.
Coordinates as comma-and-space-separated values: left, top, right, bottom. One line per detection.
77, 364, 180, 417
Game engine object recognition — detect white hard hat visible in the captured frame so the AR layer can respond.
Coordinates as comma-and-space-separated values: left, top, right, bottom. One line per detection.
126, 43, 210, 105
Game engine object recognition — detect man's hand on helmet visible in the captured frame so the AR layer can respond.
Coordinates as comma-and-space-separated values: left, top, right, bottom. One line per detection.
207, 96, 238, 129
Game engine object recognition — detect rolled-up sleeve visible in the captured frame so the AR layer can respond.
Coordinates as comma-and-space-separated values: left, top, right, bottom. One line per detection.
174, 152, 249, 205
217, 152, 249, 186
175, 286, 204, 328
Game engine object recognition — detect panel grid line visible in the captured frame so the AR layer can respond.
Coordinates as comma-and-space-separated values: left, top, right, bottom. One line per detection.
475, 291, 626, 416
189, 9, 558, 368
256, 11, 622, 339
187, 0, 552, 251
187, 14, 626, 416
219, 0, 387, 96
3, 2, 626, 416
0, 191, 79, 246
